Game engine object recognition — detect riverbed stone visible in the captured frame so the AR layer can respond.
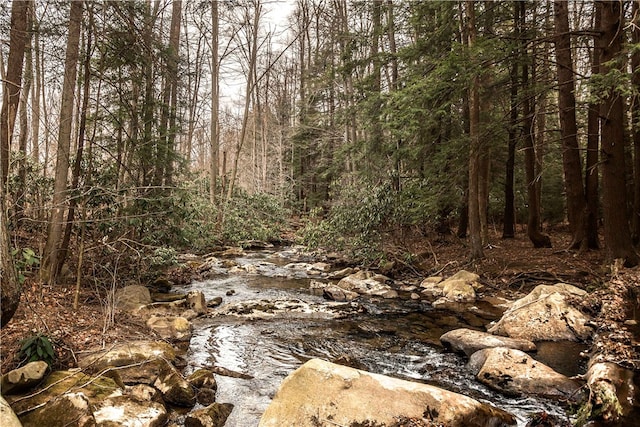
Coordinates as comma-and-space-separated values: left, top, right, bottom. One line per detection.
441, 328, 536, 356
185, 403, 234, 427
187, 369, 217, 391
78, 341, 176, 385
420, 270, 478, 303
468, 347, 583, 401
488, 283, 592, 341
115, 285, 152, 311
6, 370, 121, 416
93, 395, 168, 427
259, 358, 516, 427
328, 267, 356, 279
146, 315, 193, 343
0, 395, 21, 427
1, 360, 49, 395
337, 271, 396, 298
323, 284, 359, 301
19, 392, 96, 427
186, 291, 207, 314
153, 365, 196, 407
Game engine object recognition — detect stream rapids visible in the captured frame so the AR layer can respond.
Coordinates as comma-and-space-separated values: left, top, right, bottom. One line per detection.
178, 247, 583, 426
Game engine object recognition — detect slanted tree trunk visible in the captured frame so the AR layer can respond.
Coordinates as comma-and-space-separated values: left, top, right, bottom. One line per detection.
598, 0, 638, 266
41, 0, 83, 285
554, 0, 588, 250
1, 0, 30, 327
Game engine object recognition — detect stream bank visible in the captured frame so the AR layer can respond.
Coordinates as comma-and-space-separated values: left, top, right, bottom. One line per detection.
2, 244, 639, 426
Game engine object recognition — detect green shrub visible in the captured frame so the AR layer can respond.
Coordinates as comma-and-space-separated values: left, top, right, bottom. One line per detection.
18, 332, 55, 367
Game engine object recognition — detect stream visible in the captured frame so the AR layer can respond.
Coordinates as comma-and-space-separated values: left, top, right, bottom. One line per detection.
178, 247, 584, 426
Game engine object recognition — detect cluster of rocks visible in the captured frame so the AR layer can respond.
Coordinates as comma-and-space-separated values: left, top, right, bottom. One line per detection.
1, 284, 232, 427
260, 275, 638, 426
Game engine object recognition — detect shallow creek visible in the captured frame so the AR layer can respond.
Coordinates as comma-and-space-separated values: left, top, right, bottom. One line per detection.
178, 248, 585, 426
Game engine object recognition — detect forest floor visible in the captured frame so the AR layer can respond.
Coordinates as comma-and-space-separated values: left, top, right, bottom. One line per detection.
1, 227, 638, 376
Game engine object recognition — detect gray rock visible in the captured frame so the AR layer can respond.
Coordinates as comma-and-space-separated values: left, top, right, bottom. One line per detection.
1, 361, 49, 395
93, 395, 168, 426
115, 285, 152, 311
468, 347, 583, 401
488, 283, 592, 341
440, 328, 536, 356
78, 341, 176, 385
187, 369, 217, 391
19, 392, 96, 427
0, 395, 21, 427
186, 291, 207, 314
154, 366, 196, 407
259, 358, 515, 427
323, 285, 359, 302
146, 315, 193, 343
185, 403, 233, 427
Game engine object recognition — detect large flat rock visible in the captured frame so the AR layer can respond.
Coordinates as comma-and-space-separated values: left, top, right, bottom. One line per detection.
259, 358, 516, 427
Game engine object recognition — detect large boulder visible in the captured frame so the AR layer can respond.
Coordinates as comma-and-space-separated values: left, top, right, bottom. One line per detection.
6, 370, 121, 416
19, 392, 96, 427
468, 347, 583, 401
488, 283, 592, 341
440, 328, 536, 356
115, 285, 152, 311
78, 341, 176, 385
259, 358, 516, 427
0, 395, 21, 427
1, 361, 49, 395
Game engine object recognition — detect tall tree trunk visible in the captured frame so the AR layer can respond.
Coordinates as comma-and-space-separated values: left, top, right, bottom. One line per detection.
226, 2, 260, 201
466, 0, 483, 259
521, 1, 551, 248
0, 0, 30, 327
0, 0, 30, 185
58, 8, 93, 276
598, 0, 638, 266
41, 1, 83, 285
210, 0, 219, 204
503, 2, 518, 239
632, 0, 640, 244
586, 2, 601, 249
554, 0, 588, 250
164, 0, 182, 186
16, 8, 34, 225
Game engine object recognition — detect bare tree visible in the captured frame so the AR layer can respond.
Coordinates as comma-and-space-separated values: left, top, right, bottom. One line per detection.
41, 0, 84, 285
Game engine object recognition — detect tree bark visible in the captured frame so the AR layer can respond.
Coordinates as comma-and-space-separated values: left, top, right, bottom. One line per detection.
554, 0, 588, 250
210, 0, 219, 204
632, 0, 640, 244
0, 0, 30, 327
521, 1, 551, 249
466, 0, 484, 259
41, 0, 83, 284
586, 2, 601, 249
0, 0, 29, 186
503, 3, 518, 239
598, 0, 638, 266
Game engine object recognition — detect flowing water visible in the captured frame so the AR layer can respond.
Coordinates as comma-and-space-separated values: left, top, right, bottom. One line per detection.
179, 248, 584, 426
